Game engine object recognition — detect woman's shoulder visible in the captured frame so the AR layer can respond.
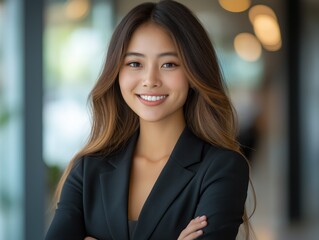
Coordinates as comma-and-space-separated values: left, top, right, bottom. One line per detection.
184, 128, 248, 172
200, 142, 249, 175
203, 142, 245, 159
196, 142, 250, 195
69, 150, 119, 174
82, 150, 119, 165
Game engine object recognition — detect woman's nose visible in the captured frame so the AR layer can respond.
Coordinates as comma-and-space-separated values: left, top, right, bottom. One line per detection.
142, 66, 161, 88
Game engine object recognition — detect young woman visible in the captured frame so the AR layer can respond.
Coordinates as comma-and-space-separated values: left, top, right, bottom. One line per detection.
45, 1, 252, 239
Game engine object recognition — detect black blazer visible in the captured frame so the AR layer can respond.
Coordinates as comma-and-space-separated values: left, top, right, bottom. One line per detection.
46, 128, 249, 240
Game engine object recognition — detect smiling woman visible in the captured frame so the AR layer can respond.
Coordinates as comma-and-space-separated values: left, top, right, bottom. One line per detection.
45, 1, 253, 240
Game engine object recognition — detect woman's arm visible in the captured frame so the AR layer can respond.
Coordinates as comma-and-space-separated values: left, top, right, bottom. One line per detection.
84, 216, 207, 240
194, 151, 249, 239
45, 159, 86, 240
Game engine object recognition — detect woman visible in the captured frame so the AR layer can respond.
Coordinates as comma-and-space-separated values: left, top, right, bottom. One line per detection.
46, 1, 252, 239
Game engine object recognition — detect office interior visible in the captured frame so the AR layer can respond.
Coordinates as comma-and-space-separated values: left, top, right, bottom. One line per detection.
0, 0, 318, 239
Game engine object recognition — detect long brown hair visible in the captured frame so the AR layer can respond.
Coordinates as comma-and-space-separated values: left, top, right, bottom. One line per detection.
54, 1, 255, 238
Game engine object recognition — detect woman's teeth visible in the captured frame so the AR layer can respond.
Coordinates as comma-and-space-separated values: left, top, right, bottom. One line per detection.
140, 95, 167, 101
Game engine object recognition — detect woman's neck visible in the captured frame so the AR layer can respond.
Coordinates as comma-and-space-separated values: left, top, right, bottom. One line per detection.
135, 117, 186, 162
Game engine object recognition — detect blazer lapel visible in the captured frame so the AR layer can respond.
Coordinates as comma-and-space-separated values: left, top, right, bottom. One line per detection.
132, 128, 205, 240
99, 132, 139, 240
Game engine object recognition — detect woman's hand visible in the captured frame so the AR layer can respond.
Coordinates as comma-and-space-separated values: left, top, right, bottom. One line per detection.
84, 237, 96, 240
177, 215, 207, 240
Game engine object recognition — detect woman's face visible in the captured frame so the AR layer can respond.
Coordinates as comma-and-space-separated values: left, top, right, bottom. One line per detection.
119, 22, 189, 124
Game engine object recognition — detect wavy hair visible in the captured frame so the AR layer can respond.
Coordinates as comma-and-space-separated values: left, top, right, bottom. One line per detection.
54, 1, 255, 239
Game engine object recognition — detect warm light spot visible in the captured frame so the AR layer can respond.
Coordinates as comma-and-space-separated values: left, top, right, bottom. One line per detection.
234, 33, 262, 62
249, 5, 277, 23
253, 15, 281, 50
219, 0, 251, 13
65, 0, 90, 20
263, 40, 282, 52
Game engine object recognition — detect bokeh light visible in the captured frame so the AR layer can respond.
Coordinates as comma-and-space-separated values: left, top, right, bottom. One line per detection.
234, 32, 262, 61
218, 0, 251, 13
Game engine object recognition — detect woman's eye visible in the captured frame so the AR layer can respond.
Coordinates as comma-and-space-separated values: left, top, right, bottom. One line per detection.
128, 62, 141, 68
162, 63, 177, 68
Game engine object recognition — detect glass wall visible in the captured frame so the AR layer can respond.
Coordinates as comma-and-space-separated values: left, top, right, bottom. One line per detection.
0, 0, 24, 239
43, 0, 115, 227
44, 0, 114, 168
300, 0, 319, 226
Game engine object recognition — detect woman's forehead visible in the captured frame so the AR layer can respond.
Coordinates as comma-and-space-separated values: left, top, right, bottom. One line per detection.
126, 22, 176, 53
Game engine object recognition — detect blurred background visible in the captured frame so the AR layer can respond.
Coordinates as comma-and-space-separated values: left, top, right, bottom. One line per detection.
0, 0, 318, 239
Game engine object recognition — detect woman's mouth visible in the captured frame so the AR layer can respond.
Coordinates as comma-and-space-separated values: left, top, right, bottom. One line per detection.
137, 94, 168, 106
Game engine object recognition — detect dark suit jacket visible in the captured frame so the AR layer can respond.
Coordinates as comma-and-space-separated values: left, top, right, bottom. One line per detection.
45, 128, 249, 240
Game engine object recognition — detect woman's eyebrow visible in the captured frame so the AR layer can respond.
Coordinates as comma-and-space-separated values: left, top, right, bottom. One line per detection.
124, 52, 178, 58
158, 52, 178, 57
125, 52, 144, 57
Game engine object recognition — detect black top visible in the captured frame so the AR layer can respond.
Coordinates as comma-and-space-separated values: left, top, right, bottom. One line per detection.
128, 220, 138, 239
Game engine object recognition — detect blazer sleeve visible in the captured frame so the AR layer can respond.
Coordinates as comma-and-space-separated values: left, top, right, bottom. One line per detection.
195, 150, 249, 240
45, 158, 86, 240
